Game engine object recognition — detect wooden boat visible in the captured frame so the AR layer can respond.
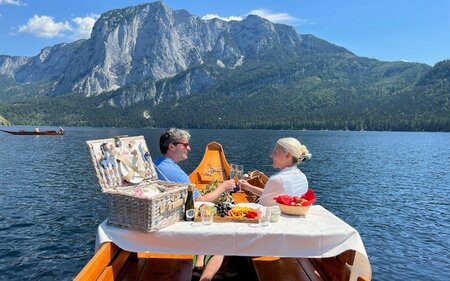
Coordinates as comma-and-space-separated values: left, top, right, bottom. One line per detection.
0, 127, 64, 135
75, 141, 371, 281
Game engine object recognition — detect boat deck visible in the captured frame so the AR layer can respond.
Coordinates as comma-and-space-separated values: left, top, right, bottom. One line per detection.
122, 257, 325, 281
76, 243, 328, 281
76, 240, 368, 281
116, 253, 194, 281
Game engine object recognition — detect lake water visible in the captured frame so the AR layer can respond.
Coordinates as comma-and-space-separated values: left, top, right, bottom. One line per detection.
0, 127, 449, 280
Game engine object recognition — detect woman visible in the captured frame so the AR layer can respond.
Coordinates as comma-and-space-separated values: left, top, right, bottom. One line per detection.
239, 137, 311, 206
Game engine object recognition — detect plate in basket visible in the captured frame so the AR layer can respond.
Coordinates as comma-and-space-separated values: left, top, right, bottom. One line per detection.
118, 152, 144, 184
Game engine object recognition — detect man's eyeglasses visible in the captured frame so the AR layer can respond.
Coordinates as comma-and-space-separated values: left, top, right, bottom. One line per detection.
173, 142, 190, 148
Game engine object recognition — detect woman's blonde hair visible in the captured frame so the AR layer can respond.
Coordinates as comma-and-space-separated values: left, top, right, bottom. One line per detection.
276, 137, 311, 165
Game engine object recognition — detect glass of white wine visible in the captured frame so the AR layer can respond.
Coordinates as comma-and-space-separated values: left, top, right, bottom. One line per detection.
229, 164, 243, 192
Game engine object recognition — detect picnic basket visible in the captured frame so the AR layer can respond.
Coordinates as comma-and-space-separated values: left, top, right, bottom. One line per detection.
86, 135, 188, 232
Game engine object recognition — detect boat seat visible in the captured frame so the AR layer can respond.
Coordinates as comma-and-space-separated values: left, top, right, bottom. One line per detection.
252, 250, 371, 281
308, 250, 371, 281
74, 242, 194, 281
252, 256, 324, 281
123, 253, 193, 281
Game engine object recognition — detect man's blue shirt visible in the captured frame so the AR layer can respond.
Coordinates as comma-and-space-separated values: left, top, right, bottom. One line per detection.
154, 156, 200, 198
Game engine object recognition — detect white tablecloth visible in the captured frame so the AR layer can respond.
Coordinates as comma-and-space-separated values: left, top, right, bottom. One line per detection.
96, 205, 367, 258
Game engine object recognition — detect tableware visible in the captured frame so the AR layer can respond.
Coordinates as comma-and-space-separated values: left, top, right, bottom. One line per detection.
194, 202, 215, 209
270, 206, 281, 222
200, 207, 214, 225
236, 203, 262, 209
258, 206, 271, 227
229, 163, 244, 192
118, 153, 144, 183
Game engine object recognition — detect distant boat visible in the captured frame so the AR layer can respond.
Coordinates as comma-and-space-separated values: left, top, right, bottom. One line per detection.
0, 127, 64, 135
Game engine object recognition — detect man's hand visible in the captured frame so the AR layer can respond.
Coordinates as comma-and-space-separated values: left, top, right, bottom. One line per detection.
219, 180, 236, 191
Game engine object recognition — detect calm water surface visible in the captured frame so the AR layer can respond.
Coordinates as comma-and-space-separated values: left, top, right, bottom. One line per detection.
0, 127, 449, 280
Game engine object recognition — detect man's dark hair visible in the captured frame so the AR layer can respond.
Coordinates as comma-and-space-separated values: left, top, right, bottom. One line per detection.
159, 128, 191, 154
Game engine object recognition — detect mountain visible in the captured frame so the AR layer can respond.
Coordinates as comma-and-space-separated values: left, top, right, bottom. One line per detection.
0, 1, 448, 131
1, 2, 309, 100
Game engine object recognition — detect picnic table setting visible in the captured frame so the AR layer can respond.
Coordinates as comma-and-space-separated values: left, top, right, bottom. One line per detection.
78, 137, 371, 281
96, 204, 368, 259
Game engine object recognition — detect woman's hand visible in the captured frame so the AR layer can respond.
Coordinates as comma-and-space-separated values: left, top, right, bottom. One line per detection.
238, 179, 251, 191
238, 179, 264, 196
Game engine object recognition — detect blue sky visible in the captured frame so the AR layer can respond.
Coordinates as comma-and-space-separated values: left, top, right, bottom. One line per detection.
0, 0, 449, 66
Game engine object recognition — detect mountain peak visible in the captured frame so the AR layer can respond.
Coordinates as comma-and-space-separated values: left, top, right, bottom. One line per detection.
1, 1, 352, 98
417, 59, 450, 86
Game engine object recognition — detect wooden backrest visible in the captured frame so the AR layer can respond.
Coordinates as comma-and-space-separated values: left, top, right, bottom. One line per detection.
189, 141, 231, 188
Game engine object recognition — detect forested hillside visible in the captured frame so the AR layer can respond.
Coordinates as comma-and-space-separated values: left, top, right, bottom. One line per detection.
0, 2, 448, 131
1, 59, 448, 131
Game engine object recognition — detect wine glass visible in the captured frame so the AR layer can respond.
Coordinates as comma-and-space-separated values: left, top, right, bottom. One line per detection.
229, 164, 243, 192
235, 164, 243, 181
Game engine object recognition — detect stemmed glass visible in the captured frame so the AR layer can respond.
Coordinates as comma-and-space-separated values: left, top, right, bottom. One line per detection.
230, 164, 244, 192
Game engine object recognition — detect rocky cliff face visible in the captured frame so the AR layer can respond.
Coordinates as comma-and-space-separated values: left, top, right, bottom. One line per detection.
0, 56, 30, 76
0, 1, 307, 102
14, 41, 85, 84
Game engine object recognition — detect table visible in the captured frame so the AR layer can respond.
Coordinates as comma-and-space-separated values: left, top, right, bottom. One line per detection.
96, 205, 368, 259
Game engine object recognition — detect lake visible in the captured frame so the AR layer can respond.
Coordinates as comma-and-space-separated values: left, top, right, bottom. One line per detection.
0, 127, 449, 280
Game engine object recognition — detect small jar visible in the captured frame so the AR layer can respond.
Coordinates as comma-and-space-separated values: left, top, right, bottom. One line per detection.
270, 206, 281, 222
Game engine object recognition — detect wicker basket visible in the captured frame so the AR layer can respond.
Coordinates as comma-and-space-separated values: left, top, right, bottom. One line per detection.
278, 203, 311, 216
87, 136, 188, 232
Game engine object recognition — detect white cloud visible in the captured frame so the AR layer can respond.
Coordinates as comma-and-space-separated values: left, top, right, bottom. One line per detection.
71, 14, 100, 39
0, 0, 26, 6
18, 15, 71, 38
248, 9, 301, 25
202, 14, 243, 22
202, 9, 314, 26
17, 14, 99, 39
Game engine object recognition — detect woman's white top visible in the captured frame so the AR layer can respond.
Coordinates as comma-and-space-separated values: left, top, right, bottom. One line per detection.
259, 166, 308, 206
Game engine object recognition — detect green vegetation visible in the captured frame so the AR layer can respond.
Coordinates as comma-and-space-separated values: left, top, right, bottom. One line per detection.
0, 114, 11, 125
0, 94, 155, 127
149, 57, 449, 131
0, 51, 448, 131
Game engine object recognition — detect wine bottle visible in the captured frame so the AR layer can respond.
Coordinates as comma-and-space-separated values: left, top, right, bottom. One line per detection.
184, 184, 195, 221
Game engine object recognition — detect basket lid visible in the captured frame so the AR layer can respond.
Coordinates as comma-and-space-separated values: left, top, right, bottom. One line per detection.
86, 135, 158, 192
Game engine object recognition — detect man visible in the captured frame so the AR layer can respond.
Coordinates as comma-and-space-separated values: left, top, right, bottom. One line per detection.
154, 128, 235, 281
